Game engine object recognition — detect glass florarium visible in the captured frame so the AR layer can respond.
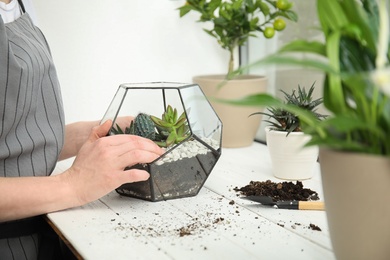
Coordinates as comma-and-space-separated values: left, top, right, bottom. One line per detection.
101, 82, 222, 201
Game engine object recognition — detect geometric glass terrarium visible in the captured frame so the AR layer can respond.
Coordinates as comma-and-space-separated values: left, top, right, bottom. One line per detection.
101, 82, 222, 202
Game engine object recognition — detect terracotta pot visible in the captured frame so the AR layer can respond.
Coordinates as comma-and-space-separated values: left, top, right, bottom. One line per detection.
266, 128, 318, 180
319, 148, 390, 260
193, 75, 267, 148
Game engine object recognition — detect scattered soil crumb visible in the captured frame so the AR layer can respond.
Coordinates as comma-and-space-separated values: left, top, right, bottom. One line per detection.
234, 180, 319, 202
277, 223, 285, 227
309, 223, 322, 231
213, 217, 224, 224
229, 200, 235, 205
178, 227, 192, 237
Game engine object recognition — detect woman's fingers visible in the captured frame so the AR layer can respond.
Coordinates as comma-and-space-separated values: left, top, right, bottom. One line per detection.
118, 149, 163, 169
119, 169, 150, 184
89, 120, 112, 141
111, 135, 164, 155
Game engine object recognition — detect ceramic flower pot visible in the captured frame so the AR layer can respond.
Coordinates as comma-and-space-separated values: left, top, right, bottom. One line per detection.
265, 127, 318, 180
319, 148, 390, 260
101, 82, 222, 201
193, 75, 267, 148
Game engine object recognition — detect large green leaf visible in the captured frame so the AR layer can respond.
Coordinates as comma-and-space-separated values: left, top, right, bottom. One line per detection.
340, 0, 377, 52
323, 31, 346, 113
233, 54, 337, 77
178, 5, 194, 17
306, 135, 375, 153
317, 0, 349, 34
278, 40, 326, 56
318, 115, 385, 138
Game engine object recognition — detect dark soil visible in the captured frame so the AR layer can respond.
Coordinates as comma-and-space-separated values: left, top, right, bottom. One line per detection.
234, 180, 319, 202
309, 223, 322, 231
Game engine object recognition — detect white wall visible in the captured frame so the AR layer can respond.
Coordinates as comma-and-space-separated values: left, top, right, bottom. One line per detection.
33, 0, 228, 124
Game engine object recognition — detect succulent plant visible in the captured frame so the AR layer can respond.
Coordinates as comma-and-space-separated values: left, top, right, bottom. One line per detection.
111, 106, 190, 148
150, 105, 190, 147
111, 113, 156, 141
252, 83, 326, 135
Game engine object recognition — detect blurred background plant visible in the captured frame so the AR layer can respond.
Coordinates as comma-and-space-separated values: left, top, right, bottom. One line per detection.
225, 0, 390, 156
178, 0, 298, 75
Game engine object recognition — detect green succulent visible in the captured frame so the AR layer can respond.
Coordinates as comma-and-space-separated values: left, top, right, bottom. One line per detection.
111, 106, 190, 148
251, 83, 326, 135
150, 105, 190, 147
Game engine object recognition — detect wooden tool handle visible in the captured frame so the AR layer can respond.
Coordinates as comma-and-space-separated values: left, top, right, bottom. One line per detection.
298, 201, 325, 211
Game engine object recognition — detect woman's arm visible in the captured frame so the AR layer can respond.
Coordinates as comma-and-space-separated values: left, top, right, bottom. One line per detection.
0, 121, 163, 222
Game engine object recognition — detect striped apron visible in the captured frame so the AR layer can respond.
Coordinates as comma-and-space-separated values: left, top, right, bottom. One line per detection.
0, 2, 65, 259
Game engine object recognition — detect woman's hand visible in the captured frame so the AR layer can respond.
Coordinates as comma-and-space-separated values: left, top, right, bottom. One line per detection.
59, 116, 134, 161
62, 120, 164, 205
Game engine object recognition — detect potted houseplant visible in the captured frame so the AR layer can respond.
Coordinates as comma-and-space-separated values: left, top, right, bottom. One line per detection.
101, 82, 222, 201
224, 0, 390, 259
254, 83, 326, 180
177, 0, 298, 147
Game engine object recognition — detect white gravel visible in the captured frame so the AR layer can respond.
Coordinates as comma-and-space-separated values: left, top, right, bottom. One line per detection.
156, 137, 219, 165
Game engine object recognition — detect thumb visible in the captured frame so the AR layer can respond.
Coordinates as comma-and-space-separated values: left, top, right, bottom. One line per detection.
89, 120, 112, 141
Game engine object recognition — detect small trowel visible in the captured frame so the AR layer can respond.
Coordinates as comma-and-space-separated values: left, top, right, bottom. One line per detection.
243, 195, 325, 211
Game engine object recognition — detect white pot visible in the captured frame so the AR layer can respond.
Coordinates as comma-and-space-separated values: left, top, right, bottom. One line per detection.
266, 127, 318, 180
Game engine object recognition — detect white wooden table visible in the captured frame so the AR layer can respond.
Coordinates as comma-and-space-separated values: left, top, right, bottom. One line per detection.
48, 142, 335, 260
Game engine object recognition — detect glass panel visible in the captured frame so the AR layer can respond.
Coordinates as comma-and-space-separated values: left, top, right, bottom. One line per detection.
180, 84, 222, 149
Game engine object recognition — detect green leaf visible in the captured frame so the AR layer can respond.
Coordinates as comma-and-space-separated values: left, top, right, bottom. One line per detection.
150, 115, 161, 125
279, 10, 298, 22
166, 131, 177, 146
323, 31, 346, 113
209, 0, 223, 13
111, 123, 124, 135
150, 116, 171, 128
317, 0, 349, 34
217, 93, 280, 107
340, 0, 377, 52
178, 5, 193, 17
174, 117, 187, 129
173, 108, 178, 123
178, 111, 187, 121
320, 115, 384, 137
306, 136, 372, 153
278, 40, 326, 56
257, 1, 270, 16
234, 54, 337, 76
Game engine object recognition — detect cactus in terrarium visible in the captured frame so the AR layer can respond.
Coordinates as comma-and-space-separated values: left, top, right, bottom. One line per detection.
252, 83, 326, 135
150, 105, 190, 147
111, 105, 190, 147
111, 113, 156, 141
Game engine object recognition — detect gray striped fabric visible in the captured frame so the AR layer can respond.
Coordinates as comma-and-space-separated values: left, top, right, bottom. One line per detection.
0, 12, 65, 259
